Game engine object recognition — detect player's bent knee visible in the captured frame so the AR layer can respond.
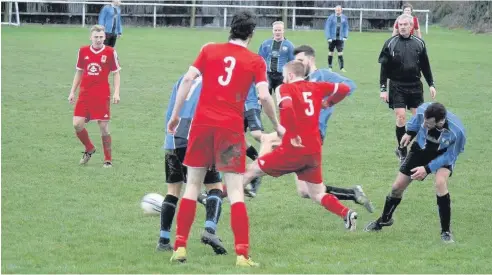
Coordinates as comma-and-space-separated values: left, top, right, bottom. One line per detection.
73, 117, 86, 131
98, 121, 110, 136
390, 187, 404, 198
434, 175, 449, 196
395, 113, 406, 126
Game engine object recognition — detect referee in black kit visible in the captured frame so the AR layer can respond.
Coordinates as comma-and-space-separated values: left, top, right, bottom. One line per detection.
379, 13, 437, 164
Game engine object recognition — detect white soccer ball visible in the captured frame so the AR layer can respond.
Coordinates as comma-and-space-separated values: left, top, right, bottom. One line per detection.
141, 193, 164, 215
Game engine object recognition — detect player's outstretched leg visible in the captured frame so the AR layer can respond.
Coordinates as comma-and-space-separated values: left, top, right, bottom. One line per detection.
364, 172, 410, 232
306, 181, 358, 231
170, 167, 208, 263
157, 183, 182, 252
201, 182, 227, 255
225, 172, 259, 267
73, 116, 96, 165
326, 185, 375, 213
98, 121, 112, 168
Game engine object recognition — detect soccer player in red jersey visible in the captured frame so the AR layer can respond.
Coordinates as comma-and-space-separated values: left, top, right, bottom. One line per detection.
68, 25, 121, 168
167, 11, 283, 267
243, 60, 359, 230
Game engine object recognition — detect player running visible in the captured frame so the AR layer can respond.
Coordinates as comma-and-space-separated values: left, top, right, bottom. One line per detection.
68, 24, 121, 167
167, 11, 283, 267
242, 60, 358, 231
253, 45, 374, 213
157, 74, 227, 255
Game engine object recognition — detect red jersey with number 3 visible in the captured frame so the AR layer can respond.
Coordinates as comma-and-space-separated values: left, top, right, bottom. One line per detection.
76, 45, 121, 97
276, 80, 349, 154
190, 41, 268, 133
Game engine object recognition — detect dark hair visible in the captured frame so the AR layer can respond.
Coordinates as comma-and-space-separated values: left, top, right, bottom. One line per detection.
424, 102, 447, 122
229, 10, 256, 41
402, 3, 413, 12
293, 45, 316, 57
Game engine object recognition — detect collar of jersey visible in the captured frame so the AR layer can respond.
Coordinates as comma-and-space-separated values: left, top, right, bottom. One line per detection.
229, 40, 248, 48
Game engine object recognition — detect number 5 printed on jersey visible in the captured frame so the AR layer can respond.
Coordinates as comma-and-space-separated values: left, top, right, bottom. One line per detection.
303, 92, 314, 116
218, 56, 236, 86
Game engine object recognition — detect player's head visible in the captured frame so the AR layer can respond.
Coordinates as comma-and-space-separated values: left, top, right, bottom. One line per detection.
272, 21, 285, 40
424, 102, 447, 130
402, 3, 413, 15
229, 10, 257, 44
335, 5, 342, 16
282, 60, 306, 84
397, 13, 414, 37
112, 0, 121, 6
293, 45, 316, 76
90, 25, 106, 48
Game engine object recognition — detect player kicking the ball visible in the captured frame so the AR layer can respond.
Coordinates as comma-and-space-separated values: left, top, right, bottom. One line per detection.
252, 45, 374, 213
167, 11, 283, 267
157, 74, 227, 255
243, 60, 359, 231
69, 24, 121, 167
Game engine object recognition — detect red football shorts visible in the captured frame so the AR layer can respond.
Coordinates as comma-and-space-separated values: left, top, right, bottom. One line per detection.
74, 95, 111, 121
184, 125, 246, 173
258, 146, 323, 184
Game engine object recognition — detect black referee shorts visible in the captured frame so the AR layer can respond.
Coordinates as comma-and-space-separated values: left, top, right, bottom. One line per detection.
400, 143, 453, 179
267, 72, 283, 95
165, 145, 222, 184
388, 80, 424, 110
328, 39, 344, 52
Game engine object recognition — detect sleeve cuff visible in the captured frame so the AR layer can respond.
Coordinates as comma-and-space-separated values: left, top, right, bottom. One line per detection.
424, 165, 432, 174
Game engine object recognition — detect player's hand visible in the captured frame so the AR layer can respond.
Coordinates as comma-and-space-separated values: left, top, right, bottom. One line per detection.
400, 133, 412, 148
343, 38, 347, 41
410, 166, 428, 181
380, 91, 389, 103
328, 39, 333, 43
290, 136, 304, 148
275, 124, 286, 138
68, 92, 76, 104
167, 116, 179, 134
113, 93, 120, 104
118, 34, 121, 39
429, 86, 437, 99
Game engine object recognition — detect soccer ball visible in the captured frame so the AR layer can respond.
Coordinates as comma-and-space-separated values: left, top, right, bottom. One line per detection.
141, 193, 164, 215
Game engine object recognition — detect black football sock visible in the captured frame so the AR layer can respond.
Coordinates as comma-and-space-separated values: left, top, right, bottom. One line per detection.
437, 193, 451, 233
396, 125, 407, 155
328, 55, 333, 67
381, 195, 401, 223
326, 185, 356, 201
246, 145, 258, 161
338, 55, 345, 69
204, 189, 223, 234
159, 194, 179, 244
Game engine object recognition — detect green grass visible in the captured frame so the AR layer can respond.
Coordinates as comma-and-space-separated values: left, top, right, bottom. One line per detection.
2, 25, 492, 274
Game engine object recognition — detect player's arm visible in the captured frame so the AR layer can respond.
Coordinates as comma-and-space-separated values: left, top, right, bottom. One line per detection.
343, 15, 349, 39
69, 49, 84, 103
426, 130, 466, 174
110, 50, 122, 103
319, 82, 351, 107
378, 41, 391, 92
275, 85, 297, 133
324, 15, 332, 40
414, 17, 421, 38
405, 105, 425, 137
419, 43, 435, 88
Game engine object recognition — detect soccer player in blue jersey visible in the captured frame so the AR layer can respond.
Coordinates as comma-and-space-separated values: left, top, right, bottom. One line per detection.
365, 102, 466, 243
157, 75, 227, 255
258, 21, 295, 94
257, 45, 374, 213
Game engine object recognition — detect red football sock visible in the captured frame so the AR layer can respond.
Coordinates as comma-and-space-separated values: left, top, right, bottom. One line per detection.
230, 202, 249, 257
101, 135, 112, 161
321, 194, 349, 218
174, 198, 197, 249
76, 128, 94, 151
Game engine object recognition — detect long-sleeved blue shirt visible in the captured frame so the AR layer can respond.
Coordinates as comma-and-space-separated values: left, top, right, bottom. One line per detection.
163, 76, 203, 150
324, 13, 349, 40
258, 38, 295, 73
98, 4, 123, 35
406, 102, 466, 173
308, 68, 357, 139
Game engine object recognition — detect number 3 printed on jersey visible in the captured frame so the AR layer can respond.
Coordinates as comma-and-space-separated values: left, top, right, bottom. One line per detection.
303, 92, 314, 116
218, 56, 236, 86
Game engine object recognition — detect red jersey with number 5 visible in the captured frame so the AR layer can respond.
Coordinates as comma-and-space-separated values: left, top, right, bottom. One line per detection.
76, 45, 121, 97
190, 41, 268, 133
276, 80, 350, 154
